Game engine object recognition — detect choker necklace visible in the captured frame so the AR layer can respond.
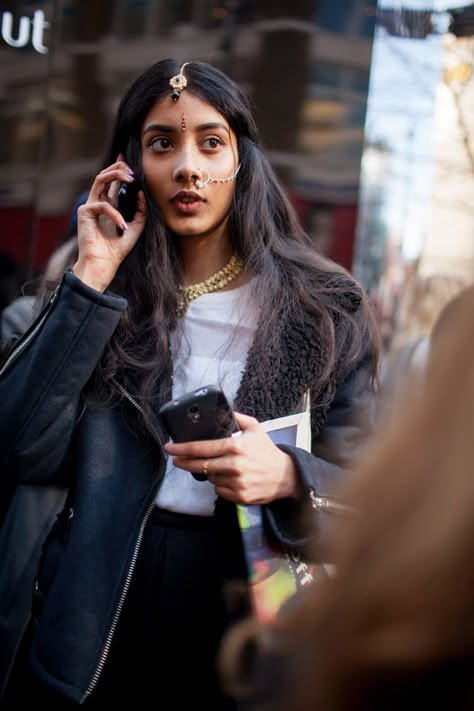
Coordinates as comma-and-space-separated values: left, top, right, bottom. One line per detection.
177, 254, 243, 316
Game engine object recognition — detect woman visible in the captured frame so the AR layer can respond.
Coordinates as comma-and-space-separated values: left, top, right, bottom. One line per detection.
0, 59, 378, 708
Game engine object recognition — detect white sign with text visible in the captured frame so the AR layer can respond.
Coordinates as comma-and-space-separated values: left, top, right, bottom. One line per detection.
1, 10, 49, 54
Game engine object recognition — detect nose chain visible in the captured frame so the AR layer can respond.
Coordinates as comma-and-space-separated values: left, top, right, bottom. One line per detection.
194, 165, 241, 190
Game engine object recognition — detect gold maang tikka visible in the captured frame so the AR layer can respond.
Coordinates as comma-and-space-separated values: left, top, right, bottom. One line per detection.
169, 62, 190, 101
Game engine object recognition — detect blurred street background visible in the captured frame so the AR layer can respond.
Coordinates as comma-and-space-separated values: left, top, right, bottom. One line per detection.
0, 0, 472, 353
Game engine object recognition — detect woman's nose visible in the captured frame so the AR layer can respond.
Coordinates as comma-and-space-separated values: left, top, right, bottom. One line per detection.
172, 148, 200, 185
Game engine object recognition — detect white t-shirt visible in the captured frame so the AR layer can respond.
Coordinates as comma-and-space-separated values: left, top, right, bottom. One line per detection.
155, 281, 260, 515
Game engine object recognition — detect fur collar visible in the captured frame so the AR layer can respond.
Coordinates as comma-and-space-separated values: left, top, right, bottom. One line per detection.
235, 311, 335, 437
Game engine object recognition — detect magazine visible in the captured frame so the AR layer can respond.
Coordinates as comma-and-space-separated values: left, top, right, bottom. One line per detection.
236, 408, 318, 623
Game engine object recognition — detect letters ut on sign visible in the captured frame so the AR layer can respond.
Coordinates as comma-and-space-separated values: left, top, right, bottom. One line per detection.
1, 10, 49, 54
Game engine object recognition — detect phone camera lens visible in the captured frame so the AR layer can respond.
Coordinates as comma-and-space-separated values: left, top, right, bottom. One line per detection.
187, 405, 202, 422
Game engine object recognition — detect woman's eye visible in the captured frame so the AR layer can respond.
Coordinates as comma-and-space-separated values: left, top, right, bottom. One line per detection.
150, 137, 172, 151
203, 137, 224, 149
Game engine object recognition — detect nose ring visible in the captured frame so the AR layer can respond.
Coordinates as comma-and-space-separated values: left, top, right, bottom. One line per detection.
194, 169, 210, 190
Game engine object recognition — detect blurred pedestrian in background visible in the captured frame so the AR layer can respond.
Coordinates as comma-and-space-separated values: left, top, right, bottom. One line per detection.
0, 192, 85, 352
0, 194, 83, 701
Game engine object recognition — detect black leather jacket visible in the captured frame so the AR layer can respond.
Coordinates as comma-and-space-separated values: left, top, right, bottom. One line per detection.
0, 270, 375, 703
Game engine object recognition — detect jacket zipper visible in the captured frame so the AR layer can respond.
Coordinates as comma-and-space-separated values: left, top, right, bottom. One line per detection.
0, 280, 168, 698
309, 488, 357, 516
84, 381, 168, 700
0, 284, 61, 376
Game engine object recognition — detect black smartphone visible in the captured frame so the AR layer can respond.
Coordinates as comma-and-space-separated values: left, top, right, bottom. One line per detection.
116, 180, 141, 235
158, 385, 239, 443
159, 385, 239, 481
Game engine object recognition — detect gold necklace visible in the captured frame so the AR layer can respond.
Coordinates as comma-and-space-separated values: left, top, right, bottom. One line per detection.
177, 254, 243, 316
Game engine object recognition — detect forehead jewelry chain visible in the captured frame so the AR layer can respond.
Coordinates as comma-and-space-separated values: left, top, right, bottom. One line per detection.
170, 62, 189, 101
176, 254, 243, 317
182, 113, 186, 132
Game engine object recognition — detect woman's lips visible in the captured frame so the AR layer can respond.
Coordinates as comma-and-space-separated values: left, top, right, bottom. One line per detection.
173, 199, 204, 214
171, 191, 205, 214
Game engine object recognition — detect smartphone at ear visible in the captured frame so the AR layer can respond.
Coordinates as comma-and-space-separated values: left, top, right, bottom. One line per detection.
116, 180, 141, 235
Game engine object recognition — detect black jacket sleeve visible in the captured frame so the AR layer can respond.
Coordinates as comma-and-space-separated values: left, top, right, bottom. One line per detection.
0, 271, 127, 484
263, 352, 375, 560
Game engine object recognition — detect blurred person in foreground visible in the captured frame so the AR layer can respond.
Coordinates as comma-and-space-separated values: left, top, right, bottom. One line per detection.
220, 284, 474, 711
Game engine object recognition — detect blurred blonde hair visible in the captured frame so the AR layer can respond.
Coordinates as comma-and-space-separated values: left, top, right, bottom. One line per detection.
220, 285, 474, 711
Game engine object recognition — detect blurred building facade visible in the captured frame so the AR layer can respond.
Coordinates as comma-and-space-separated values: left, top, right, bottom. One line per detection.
353, 1, 474, 348
422, 32, 474, 279
0, 0, 376, 296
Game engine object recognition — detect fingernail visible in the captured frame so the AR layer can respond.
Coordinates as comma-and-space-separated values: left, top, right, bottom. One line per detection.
116, 221, 127, 237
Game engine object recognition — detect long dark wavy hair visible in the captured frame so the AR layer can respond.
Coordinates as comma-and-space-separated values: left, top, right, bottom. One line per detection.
89, 58, 378, 411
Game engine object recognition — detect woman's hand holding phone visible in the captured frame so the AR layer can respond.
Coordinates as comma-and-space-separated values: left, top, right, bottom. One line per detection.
72, 155, 147, 292
161, 389, 301, 505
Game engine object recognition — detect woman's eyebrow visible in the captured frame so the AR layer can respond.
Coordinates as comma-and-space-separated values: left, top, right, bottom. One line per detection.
142, 121, 230, 136
194, 122, 228, 132
142, 123, 175, 136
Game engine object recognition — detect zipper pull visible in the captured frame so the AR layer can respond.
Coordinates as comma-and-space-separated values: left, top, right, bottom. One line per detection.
309, 488, 357, 515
